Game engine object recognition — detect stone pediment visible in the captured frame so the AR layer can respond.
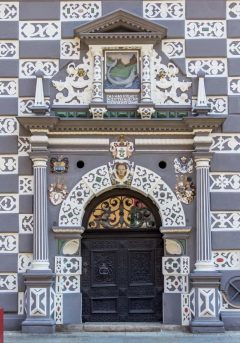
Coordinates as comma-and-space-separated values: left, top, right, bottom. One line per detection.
74, 9, 167, 44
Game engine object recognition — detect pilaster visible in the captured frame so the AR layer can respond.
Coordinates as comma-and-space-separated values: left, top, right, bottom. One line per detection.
190, 130, 224, 333
22, 131, 55, 333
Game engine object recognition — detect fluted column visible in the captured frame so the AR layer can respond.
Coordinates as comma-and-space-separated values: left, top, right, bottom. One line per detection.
190, 131, 224, 333
194, 156, 214, 271
31, 155, 50, 270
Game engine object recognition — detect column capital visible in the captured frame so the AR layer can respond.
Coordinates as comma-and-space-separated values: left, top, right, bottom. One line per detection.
89, 45, 103, 56
193, 152, 213, 166
29, 151, 49, 166
141, 44, 153, 56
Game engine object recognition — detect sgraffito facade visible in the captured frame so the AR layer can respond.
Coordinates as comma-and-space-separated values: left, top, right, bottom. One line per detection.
0, 0, 240, 334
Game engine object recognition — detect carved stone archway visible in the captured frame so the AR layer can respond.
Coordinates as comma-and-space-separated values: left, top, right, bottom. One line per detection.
59, 164, 186, 228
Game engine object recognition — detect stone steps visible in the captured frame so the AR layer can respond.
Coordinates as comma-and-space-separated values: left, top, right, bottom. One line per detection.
57, 323, 187, 332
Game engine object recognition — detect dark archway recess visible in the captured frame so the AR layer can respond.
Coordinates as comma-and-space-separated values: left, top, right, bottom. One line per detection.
81, 189, 164, 322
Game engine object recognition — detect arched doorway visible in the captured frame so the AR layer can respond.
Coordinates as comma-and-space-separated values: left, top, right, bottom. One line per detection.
81, 189, 164, 322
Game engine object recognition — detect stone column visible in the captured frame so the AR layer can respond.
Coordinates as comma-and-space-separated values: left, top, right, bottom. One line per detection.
194, 155, 214, 271
190, 131, 224, 333
22, 134, 55, 333
31, 155, 50, 270
89, 46, 107, 119
138, 45, 155, 119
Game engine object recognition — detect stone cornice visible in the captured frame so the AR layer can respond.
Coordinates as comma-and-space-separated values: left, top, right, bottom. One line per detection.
17, 116, 226, 135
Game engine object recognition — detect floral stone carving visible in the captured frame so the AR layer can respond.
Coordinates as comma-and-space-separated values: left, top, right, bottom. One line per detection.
152, 50, 191, 105
52, 51, 93, 105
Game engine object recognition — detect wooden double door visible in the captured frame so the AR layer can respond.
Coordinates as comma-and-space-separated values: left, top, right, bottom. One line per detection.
81, 231, 163, 322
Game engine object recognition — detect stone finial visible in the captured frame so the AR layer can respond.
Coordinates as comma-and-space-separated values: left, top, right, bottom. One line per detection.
30, 69, 49, 115
193, 69, 211, 116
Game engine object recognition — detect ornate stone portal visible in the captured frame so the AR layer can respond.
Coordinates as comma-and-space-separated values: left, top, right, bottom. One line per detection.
16, 8, 227, 334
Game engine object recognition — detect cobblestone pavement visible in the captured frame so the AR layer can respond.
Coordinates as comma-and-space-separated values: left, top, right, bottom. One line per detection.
4, 331, 240, 343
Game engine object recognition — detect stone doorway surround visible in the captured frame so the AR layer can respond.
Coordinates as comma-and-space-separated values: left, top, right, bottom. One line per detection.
17, 115, 226, 333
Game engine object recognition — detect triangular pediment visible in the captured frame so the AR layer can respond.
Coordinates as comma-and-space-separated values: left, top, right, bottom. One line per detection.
74, 9, 167, 44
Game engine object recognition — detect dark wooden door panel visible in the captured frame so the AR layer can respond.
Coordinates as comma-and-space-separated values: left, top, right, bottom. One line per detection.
82, 232, 163, 322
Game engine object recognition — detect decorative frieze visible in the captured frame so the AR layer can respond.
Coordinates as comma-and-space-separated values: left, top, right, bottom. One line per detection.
0, 79, 18, 97
61, 1, 102, 21
55, 275, 80, 293
162, 39, 185, 58
0, 3, 18, 20
186, 21, 226, 39
19, 21, 60, 40
0, 233, 18, 253
18, 137, 31, 156
60, 38, 80, 60
54, 293, 63, 324
55, 256, 82, 275
18, 253, 33, 273
0, 117, 18, 136
211, 135, 240, 153
19, 214, 33, 234
19, 176, 34, 195
0, 41, 18, 59
19, 97, 50, 116
0, 273, 17, 292
143, 1, 185, 20
19, 60, 58, 78
186, 59, 227, 77
212, 250, 240, 269
192, 96, 228, 115
0, 156, 18, 174
227, 1, 240, 19
227, 39, 240, 57
228, 77, 240, 95
162, 257, 190, 275
210, 173, 240, 192
211, 212, 240, 230
165, 275, 188, 293
0, 195, 18, 213
181, 290, 195, 325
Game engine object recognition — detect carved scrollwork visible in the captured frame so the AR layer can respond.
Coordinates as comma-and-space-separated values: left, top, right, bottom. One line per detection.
52, 51, 93, 105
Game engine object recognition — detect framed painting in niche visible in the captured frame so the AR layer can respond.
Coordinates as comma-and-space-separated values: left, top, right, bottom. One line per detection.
104, 50, 140, 96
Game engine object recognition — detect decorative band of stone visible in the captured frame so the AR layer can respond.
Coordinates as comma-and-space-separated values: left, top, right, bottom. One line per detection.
52, 226, 84, 234
160, 226, 192, 234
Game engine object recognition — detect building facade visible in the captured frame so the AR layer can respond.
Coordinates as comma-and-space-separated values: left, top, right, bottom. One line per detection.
0, 0, 240, 334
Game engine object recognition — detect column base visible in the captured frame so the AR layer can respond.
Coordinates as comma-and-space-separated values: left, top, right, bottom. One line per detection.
22, 269, 56, 334
190, 319, 225, 333
194, 261, 215, 271
190, 271, 225, 334
22, 318, 55, 334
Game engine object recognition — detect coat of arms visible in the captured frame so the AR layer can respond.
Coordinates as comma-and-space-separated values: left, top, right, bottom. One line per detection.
50, 157, 69, 174
109, 136, 134, 185
174, 156, 193, 174
48, 183, 68, 206
175, 175, 196, 204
